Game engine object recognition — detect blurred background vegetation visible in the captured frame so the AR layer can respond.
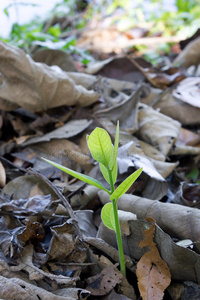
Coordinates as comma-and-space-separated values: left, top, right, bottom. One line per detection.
1, 0, 199, 64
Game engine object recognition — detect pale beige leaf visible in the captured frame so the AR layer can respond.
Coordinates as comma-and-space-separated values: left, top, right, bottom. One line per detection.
0, 41, 98, 112
0, 161, 6, 188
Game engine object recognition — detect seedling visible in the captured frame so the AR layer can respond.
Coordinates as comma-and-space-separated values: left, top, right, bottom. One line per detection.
42, 122, 142, 277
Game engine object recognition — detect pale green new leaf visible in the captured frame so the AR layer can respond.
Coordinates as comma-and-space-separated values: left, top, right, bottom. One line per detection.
42, 158, 111, 194
99, 161, 118, 185
101, 202, 115, 231
87, 127, 113, 167
110, 168, 143, 201
109, 121, 119, 171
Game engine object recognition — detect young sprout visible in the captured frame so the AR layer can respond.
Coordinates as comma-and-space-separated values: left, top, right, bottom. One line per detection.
42, 121, 142, 277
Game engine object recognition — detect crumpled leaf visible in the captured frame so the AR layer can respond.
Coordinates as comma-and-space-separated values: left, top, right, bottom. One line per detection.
95, 82, 143, 134
137, 103, 181, 157
32, 49, 77, 72
48, 220, 87, 262
86, 264, 123, 296
0, 41, 99, 112
127, 56, 185, 89
174, 182, 200, 208
172, 78, 200, 107
98, 191, 200, 252
136, 217, 171, 300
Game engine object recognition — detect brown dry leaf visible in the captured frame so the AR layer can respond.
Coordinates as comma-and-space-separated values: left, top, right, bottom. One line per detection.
174, 182, 200, 208
48, 220, 87, 262
97, 215, 200, 284
136, 217, 171, 300
0, 161, 6, 188
137, 103, 181, 157
32, 49, 77, 72
127, 56, 185, 89
86, 264, 123, 296
0, 41, 98, 112
98, 191, 200, 252
176, 128, 200, 146
173, 36, 200, 67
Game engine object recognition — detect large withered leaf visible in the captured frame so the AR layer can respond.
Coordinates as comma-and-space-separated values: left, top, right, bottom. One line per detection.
0, 41, 98, 112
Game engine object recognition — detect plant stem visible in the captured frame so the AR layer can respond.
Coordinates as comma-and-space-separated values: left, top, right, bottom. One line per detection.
108, 168, 126, 277
112, 199, 126, 277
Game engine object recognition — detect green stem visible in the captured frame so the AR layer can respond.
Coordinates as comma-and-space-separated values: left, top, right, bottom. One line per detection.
108, 168, 126, 277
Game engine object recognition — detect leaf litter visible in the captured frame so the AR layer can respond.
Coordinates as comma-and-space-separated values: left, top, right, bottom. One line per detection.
1, 19, 200, 300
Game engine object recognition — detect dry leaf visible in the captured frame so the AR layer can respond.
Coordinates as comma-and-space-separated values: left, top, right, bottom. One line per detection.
136, 103, 181, 157
172, 78, 200, 107
173, 36, 200, 67
0, 161, 6, 188
0, 41, 98, 112
98, 191, 200, 252
136, 217, 171, 300
32, 49, 77, 72
86, 264, 123, 296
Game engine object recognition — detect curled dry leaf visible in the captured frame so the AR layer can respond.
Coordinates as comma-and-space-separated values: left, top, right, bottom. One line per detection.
98, 191, 200, 252
173, 36, 200, 68
136, 217, 171, 300
0, 41, 99, 112
174, 182, 200, 208
0, 161, 6, 188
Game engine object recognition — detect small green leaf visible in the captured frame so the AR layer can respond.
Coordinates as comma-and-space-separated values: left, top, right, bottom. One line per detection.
110, 168, 143, 201
101, 203, 115, 231
42, 158, 111, 194
109, 121, 119, 171
99, 161, 118, 185
87, 127, 113, 167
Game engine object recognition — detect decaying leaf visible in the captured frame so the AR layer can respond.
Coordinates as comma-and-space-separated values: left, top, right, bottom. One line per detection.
0, 41, 99, 112
86, 264, 123, 296
136, 217, 171, 300
174, 182, 200, 208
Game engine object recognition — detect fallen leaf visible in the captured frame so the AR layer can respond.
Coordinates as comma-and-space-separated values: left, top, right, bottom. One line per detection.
0, 161, 6, 188
173, 36, 200, 67
86, 264, 123, 296
136, 217, 171, 300
32, 49, 77, 72
172, 78, 200, 107
0, 41, 98, 112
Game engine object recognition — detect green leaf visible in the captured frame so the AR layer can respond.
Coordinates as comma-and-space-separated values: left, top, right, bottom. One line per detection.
99, 161, 118, 185
87, 127, 113, 167
110, 168, 143, 201
101, 203, 115, 231
42, 158, 111, 194
109, 121, 119, 171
